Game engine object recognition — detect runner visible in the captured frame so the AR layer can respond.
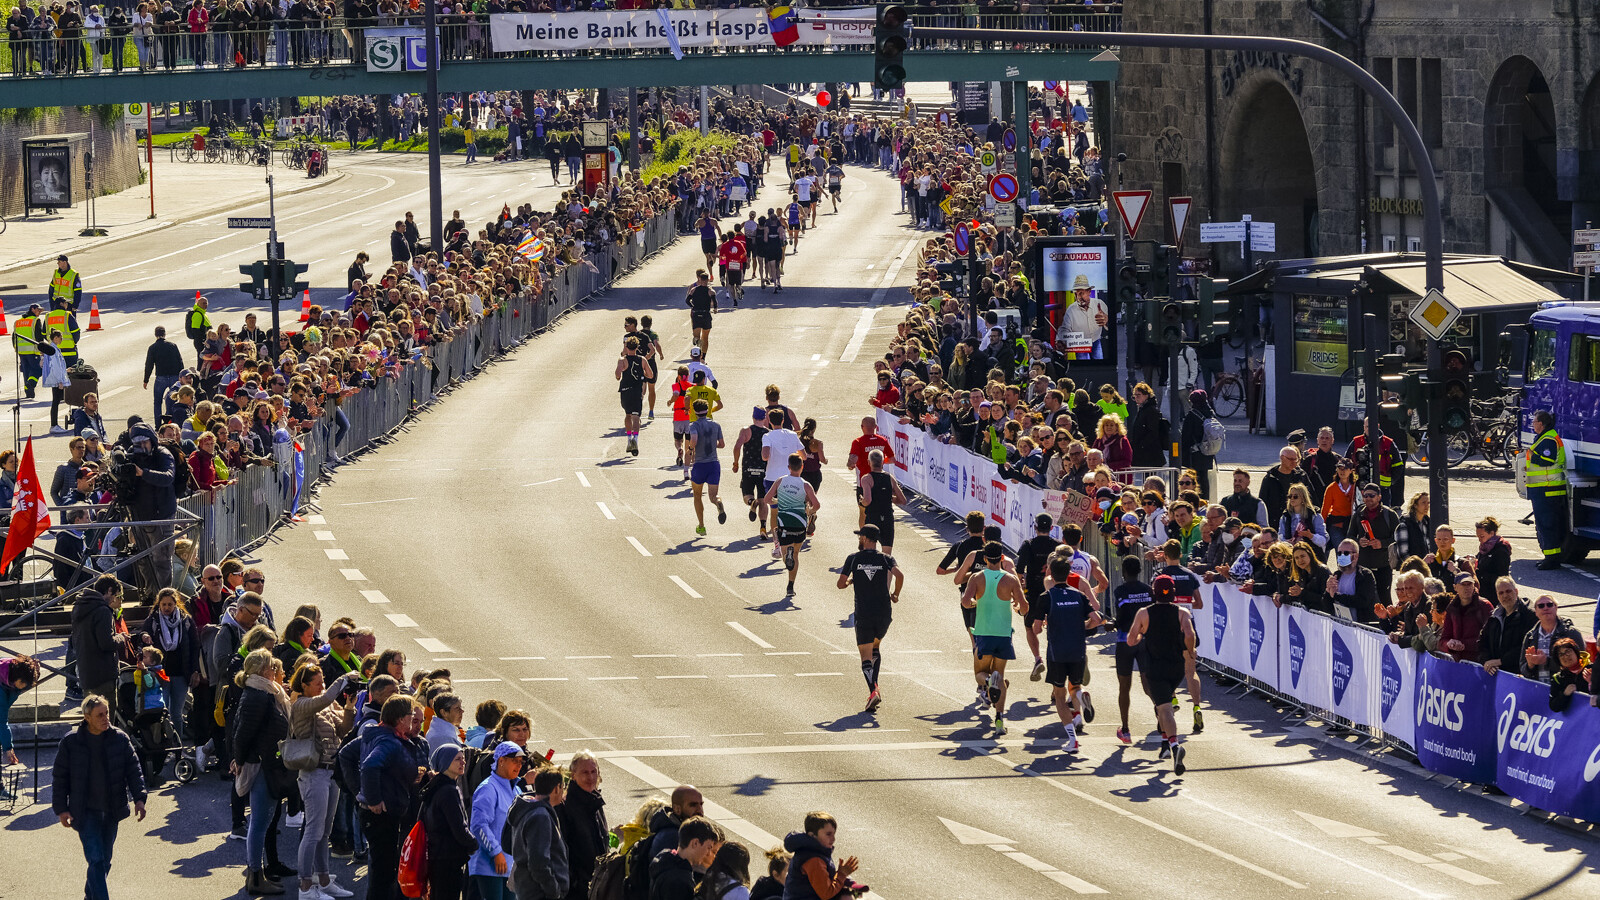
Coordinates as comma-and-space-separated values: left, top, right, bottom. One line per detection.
1058, 523, 1110, 607
825, 158, 846, 213
771, 216, 788, 292
1154, 538, 1206, 734
731, 407, 771, 537
669, 365, 693, 472
687, 346, 717, 388
1125, 573, 1197, 775
857, 450, 906, 556
798, 418, 827, 536
847, 416, 894, 528
786, 139, 803, 182
794, 174, 816, 232
1043, 556, 1103, 752
614, 335, 653, 458
698, 211, 720, 272
836, 523, 903, 713
639, 314, 665, 419
961, 542, 1028, 736
686, 270, 718, 360
786, 196, 803, 252
685, 370, 723, 421
937, 512, 988, 652
718, 230, 747, 308
684, 399, 728, 537
761, 409, 805, 548
1109, 556, 1153, 746
762, 452, 821, 598
1016, 513, 1060, 683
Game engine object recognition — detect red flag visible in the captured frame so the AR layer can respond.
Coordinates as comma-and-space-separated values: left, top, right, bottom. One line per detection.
1, 438, 52, 571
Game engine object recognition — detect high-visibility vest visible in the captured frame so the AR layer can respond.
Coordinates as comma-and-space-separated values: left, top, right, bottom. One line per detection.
1525, 428, 1567, 489
45, 309, 76, 351
50, 268, 78, 305
12, 316, 39, 355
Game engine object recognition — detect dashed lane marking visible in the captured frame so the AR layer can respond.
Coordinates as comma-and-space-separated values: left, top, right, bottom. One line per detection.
597, 502, 616, 519
576, 471, 591, 487
360, 590, 389, 603
307, 515, 327, 525
589, 676, 638, 681
499, 656, 545, 661
669, 575, 702, 598
341, 568, 368, 581
626, 536, 651, 556
313, 531, 336, 541
566, 655, 612, 660
414, 637, 452, 653
325, 549, 349, 560
521, 677, 568, 682
657, 675, 708, 680
726, 622, 775, 648
385, 613, 417, 627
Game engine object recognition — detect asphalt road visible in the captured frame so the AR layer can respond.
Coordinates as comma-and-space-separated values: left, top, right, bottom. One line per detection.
3, 160, 1597, 899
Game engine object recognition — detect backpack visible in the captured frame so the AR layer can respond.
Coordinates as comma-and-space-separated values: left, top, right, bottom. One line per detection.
622, 830, 658, 900
588, 850, 628, 900
1199, 417, 1226, 457
501, 793, 542, 868
397, 820, 429, 898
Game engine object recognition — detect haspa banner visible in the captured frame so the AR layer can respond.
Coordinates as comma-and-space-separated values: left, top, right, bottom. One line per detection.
490, 8, 873, 53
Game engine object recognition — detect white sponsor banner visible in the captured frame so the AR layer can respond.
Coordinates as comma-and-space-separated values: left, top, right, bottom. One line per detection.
1190, 584, 1279, 689
1280, 604, 1334, 711
490, 8, 873, 53
1330, 622, 1382, 729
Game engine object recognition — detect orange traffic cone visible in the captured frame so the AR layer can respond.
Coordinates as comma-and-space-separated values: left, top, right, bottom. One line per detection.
88, 294, 103, 331
298, 290, 311, 323
0, 301, 9, 338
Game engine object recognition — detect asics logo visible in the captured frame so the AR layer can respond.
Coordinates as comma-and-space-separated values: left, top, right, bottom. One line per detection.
1417, 669, 1466, 732
1498, 692, 1565, 758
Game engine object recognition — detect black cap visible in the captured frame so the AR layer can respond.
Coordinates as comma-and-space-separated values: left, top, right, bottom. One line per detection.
982, 541, 1004, 562
855, 524, 881, 542
1286, 429, 1306, 444
1152, 574, 1177, 602
1035, 513, 1053, 531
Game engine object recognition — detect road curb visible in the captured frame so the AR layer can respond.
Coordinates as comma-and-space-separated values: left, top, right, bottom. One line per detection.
0, 167, 349, 277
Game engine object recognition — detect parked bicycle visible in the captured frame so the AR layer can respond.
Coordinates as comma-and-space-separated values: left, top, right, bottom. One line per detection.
1206, 356, 1256, 419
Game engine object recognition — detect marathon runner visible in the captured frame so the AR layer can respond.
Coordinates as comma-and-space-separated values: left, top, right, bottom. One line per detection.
685, 370, 722, 421
1016, 513, 1060, 683
731, 407, 771, 537
762, 452, 820, 599
825, 158, 846, 213
1058, 522, 1111, 610
1043, 556, 1103, 752
686, 270, 718, 361
699, 211, 720, 272
684, 399, 728, 537
639, 314, 665, 419
786, 197, 803, 252
771, 216, 788, 292
718, 231, 747, 308
794, 173, 817, 231
836, 523, 903, 714
1125, 573, 1197, 775
1109, 556, 1153, 746
670, 365, 693, 473
857, 450, 906, 556
687, 346, 716, 388
1154, 538, 1207, 734
937, 512, 987, 651
614, 335, 653, 458
961, 542, 1027, 736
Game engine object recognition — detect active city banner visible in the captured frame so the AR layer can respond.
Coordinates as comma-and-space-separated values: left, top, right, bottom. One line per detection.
1189, 582, 1279, 689
489, 7, 873, 53
1494, 672, 1600, 821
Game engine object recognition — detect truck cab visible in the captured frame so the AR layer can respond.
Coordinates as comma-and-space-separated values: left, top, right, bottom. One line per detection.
1522, 303, 1600, 559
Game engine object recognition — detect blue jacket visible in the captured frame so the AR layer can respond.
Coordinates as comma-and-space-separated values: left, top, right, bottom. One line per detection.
0, 660, 22, 753
469, 771, 520, 877
358, 725, 416, 816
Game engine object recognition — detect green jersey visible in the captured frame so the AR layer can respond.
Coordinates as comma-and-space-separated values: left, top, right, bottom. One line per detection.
772, 475, 809, 531
973, 569, 1014, 637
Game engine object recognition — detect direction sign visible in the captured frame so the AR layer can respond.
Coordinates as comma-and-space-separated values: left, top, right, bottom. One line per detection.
1199, 221, 1247, 243
227, 217, 272, 229
1112, 190, 1153, 240
979, 150, 997, 174
993, 203, 1017, 228
1575, 250, 1600, 269
953, 221, 971, 255
1407, 287, 1461, 341
988, 173, 1020, 204
1169, 195, 1192, 246
1575, 228, 1600, 246
1000, 152, 1016, 173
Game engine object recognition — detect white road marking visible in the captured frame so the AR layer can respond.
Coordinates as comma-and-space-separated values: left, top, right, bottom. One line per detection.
110, 321, 133, 328
589, 676, 638, 681
341, 497, 416, 506
313, 530, 336, 541
607, 755, 792, 877
431, 658, 479, 662
523, 478, 563, 487
795, 672, 844, 677
360, 590, 389, 604
669, 575, 702, 598
325, 549, 349, 560
625, 536, 651, 556
633, 654, 678, 659
727, 673, 778, 679
841, 237, 919, 363
340, 568, 367, 581
596, 502, 615, 519
452, 678, 502, 683
765, 651, 810, 656
576, 471, 591, 487
385, 613, 417, 627
414, 637, 452, 653
566, 655, 612, 660
499, 656, 546, 661
521, 677, 568, 682
657, 675, 708, 680
892, 649, 942, 654
99, 386, 132, 399
812, 353, 821, 361
632, 735, 691, 740
564, 736, 616, 741
698, 653, 743, 658
726, 621, 774, 648
308, 514, 327, 524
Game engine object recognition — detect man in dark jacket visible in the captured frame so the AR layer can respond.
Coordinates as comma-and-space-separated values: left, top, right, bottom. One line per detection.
508, 767, 570, 899
648, 817, 722, 900
644, 785, 704, 872
1518, 595, 1584, 684
127, 423, 177, 593
1127, 385, 1167, 469
359, 696, 422, 900
141, 325, 185, 422
1478, 577, 1539, 675
390, 220, 412, 264
1258, 446, 1307, 528
71, 575, 126, 701
556, 753, 607, 900
54, 693, 147, 900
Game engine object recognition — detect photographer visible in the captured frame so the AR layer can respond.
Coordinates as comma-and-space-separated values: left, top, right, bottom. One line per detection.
125, 423, 178, 594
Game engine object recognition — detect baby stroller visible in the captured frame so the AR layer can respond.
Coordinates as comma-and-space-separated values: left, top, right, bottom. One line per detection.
113, 666, 199, 784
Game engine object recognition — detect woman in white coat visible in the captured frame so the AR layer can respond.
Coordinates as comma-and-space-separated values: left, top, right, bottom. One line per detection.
39, 331, 72, 434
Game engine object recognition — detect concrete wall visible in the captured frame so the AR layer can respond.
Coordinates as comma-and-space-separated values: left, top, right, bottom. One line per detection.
1, 107, 144, 218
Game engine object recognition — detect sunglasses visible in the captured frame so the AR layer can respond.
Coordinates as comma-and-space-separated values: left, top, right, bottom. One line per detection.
203, 575, 222, 582
1179, 480, 1195, 486
1362, 493, 1379, 499
330, 633, 352, 640
1535, 602, 1556, 610
246, 577, 265, 585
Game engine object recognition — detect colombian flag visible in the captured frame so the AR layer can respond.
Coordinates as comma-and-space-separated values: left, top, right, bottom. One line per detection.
768, 5, 799, 47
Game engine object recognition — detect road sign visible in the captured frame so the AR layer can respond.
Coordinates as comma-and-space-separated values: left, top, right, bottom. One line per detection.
979, 150, 997, 174
1575, 228, 1600, 246
404, 36, 428, 71
1408, 287, 1461, 341
366, 35, 404, 72
227, 217, 272, 229
988, 173, 1020, 204
1043, 80, 1059, 91
1199, 218, 1275, 252
994, 203, 1017, 228
1575, 250, 1600, 268
1247, 219, 1275, 252
1169, 196, 1192, 246
953, 221, 971, 255
1002, 130, 1016, 151
1338, 367, 1368, 421
1112, 190, 1152, 239
124, 102, 147, 122
1000, 152, 1016, 173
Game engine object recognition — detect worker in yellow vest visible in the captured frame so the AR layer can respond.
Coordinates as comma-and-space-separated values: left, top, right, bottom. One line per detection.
1526, 408, 1568, 571
44, 298, 81, 368
49, 254, 83, 312
12, 303, 43, 399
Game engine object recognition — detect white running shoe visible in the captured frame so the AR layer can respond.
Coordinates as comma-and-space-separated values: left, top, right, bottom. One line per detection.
319, 878, 355, 898
1064, 727, 1078, 752
298, 886, 329, 900
284, 812, 305, 829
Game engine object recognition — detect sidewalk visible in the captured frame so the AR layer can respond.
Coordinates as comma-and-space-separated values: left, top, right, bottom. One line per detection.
0, 158, 347, 280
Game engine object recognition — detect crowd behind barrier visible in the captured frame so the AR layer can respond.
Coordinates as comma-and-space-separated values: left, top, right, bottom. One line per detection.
875, 407, 1600, 822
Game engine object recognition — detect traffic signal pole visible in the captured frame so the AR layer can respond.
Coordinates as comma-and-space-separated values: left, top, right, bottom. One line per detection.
266, 172, 280, 339
912, 25, 1452, 522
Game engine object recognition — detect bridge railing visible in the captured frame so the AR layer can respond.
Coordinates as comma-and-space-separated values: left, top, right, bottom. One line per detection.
0, 9, 1122, 80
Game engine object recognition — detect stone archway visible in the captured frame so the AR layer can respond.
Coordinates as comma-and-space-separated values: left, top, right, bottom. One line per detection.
1219, 79, 1318, 259
1485, 56, 1566, 266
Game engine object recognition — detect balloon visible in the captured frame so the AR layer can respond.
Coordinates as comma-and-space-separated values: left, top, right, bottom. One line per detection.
816, 90, 831, 107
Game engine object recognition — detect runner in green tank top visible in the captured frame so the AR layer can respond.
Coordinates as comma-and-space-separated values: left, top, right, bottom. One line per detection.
761, 451, 820, 599
960, 542, 1028, 737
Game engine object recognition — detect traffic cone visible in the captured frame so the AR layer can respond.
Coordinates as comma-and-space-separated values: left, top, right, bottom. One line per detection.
0, 301, 8, 338
88, 294, 102, 331
298, 290, 311, 323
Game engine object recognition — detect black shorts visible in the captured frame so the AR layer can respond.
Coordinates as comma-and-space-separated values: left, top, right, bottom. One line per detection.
1045, 657, 1087, 689
1023, 589, 1046, 625
619, 389, 642, 416
1115, 642, 1141, 678
701, 238, 716, 255
1141, 662, 1185, 706
802, 470, 822, 492
691, 312, 713, 330
776, 525, 807, 547
865, 515, 894, 548
958, 584, 976, 632
829, 184, 841, 194
854, 613, 891, 646
726, 268, 743, 286
741, 469, 766, 498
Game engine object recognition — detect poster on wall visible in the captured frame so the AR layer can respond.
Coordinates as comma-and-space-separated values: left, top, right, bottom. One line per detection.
24, 143, 72, 210
1036, 236, 1116, 366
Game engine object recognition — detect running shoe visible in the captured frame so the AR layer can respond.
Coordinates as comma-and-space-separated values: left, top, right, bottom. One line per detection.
627, 436, 638, 457
229, 825, 247, 841
695, 525, 707, 536
976, 685, 990, 710
775, 286, 783, 293
1158, 742, 1171, 760
1029, 659, 1045, 682
1063, 728, 1078, 753
1172, 743, 1187, 776
772, 543, 780, 559
748, 504, 758, 523
1115, 726, 1131, 745
647, 410, 655, 420
1080, 690, 1095, 724
784, 583, 795, 598
1193, 707, 1204, 734
865, 690, 881, 713
716, 501, 727, 525
993, 717, 1007, 737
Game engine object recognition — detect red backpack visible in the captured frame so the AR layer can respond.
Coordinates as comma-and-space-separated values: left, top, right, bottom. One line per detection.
397, 820, 429, 898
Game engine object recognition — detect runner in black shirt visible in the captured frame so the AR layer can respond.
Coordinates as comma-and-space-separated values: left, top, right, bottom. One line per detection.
731, 407, 771, 537
1110, 556, 1153, 746
1126, 573, 1198, 775
1155, 539, 1207, 734
613, 335, 653, 457
937, 512, 987, 650
1016, 513, 1059, 684
686, 269, 718, 361
837, 524, 903, 714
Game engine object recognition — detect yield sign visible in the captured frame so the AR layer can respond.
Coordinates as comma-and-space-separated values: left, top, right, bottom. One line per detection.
1169, 195, 1193, 246
1112, 190, 1153, 240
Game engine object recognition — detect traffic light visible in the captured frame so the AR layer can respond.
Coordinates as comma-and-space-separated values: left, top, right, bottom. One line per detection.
874, 5, 910, 91
1436, 349, 1472, 430
1196, 277, 1228, 341
282, 260, 310, 298
239, 261, 266, 299
1378, 353, 1407, 411
1152, 243, 1177, 300
1117, 258, 1142, 307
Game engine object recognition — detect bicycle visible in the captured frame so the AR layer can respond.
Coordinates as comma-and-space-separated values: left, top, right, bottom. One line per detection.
1206, 356, 1255, 419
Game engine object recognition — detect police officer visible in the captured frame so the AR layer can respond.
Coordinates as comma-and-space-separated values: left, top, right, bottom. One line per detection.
12, 303, 43, 399
44, 298, 81, 368
49, 254, 83, 312
184, 294, 212, 367
1526, 409, 1567, 571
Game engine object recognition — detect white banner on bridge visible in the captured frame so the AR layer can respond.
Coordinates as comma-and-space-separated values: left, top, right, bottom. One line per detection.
490, 8, 874, 53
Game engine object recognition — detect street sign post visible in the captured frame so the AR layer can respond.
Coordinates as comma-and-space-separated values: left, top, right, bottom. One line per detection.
1573, 250, 1600, 269
994, 203, 1017, 228
953, 221, 971, 255
227, 217, 272, 229
988, 173, 1019, 204
1111, 190, 1152, 240
1576, 225, 1600, 302
1000, 152, 1016, 173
